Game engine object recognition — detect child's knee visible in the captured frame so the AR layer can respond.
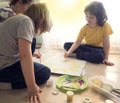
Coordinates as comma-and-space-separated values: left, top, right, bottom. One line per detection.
35, 67, 51, 85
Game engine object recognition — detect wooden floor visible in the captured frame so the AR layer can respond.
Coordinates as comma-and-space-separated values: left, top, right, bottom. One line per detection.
0, 48, 120, 103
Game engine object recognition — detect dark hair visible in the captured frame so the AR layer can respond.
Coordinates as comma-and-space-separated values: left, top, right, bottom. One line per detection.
9, 0, 33, 6
24, 3, 51, 34
84, 1, 107, 26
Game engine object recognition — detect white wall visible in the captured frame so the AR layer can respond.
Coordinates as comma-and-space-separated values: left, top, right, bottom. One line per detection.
39, 0, 120, 50
1, 0, 119, 50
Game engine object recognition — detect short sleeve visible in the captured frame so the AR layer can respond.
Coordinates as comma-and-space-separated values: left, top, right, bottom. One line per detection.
103, 22, 113, 36
17, 18, 35, 42
77, 25, 87, 41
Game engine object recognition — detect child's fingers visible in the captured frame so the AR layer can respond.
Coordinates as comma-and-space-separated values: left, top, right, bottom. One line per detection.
36, 93, 41, 103
27, 94, 41, 103
29, 95, 34, 103
103, 60, 114, 66
64, 52, 68, 58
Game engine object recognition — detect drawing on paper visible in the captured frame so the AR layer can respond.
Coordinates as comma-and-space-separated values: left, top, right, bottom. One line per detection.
42, 53, 86, 76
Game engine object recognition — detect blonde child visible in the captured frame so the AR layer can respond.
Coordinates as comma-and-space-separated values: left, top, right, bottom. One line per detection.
0, 0, 40, 58
0, 3, 51, 103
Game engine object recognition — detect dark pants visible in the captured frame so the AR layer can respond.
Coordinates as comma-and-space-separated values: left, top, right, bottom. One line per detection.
64, 42, 105, 63
0, 37, 51, 89
31, 37, 36, 54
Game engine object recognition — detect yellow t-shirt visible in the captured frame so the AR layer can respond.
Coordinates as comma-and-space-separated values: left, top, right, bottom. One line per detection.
77, 22, 113, 47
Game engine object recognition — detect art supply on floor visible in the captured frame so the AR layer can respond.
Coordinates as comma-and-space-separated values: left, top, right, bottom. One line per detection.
90, 75, 120, 102
52, 88, 59, 95
105, 99, 114, 103
83, 97, 92, 103
66, 91, 74, 102
56, 75, 88, 92
102, 84, 113, 92
101, 84, 120, 98
92, 79, 103, 87
52, 78, 59, 95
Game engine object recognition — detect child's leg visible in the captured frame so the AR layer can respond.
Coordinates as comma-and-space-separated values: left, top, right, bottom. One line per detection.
0, 61, 51, 89
34, 62, 51, 85
64, 42, 73, 51
64, 42, 77, 57
0, 61, 25, 89
11, 62, 51, 89
12, 62, 51, 89
76, 45, 105, 63
64, 42, 104, 63
64, 42, 86, 53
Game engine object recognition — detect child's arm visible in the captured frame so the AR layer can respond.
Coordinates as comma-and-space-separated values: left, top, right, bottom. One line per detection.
18, 38, 42, 102
103, 35, 114, 66
64, 39, 81, 58
103, 35, 110, 60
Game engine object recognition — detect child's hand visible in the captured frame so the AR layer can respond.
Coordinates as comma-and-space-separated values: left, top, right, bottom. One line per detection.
28, 92, 41, 103
27, 85, 42, 103
64, 52, 69, 58
103, 59, 114, 66
33, 53, 41, 59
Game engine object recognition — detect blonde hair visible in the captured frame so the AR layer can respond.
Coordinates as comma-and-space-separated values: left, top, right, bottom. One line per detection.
24, 3, 51, 34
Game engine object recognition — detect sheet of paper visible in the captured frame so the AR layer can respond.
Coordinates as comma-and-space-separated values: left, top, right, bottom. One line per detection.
42, 53, 86, 76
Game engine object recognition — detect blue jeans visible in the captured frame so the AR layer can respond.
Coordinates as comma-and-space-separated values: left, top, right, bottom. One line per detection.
31, 37, 36, 54
0, 61, 51, 89
64, 42, 105, 63
0, 38, 51, 89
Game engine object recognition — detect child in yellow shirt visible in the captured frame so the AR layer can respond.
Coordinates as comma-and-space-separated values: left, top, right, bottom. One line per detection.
64, 1, 114, 66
